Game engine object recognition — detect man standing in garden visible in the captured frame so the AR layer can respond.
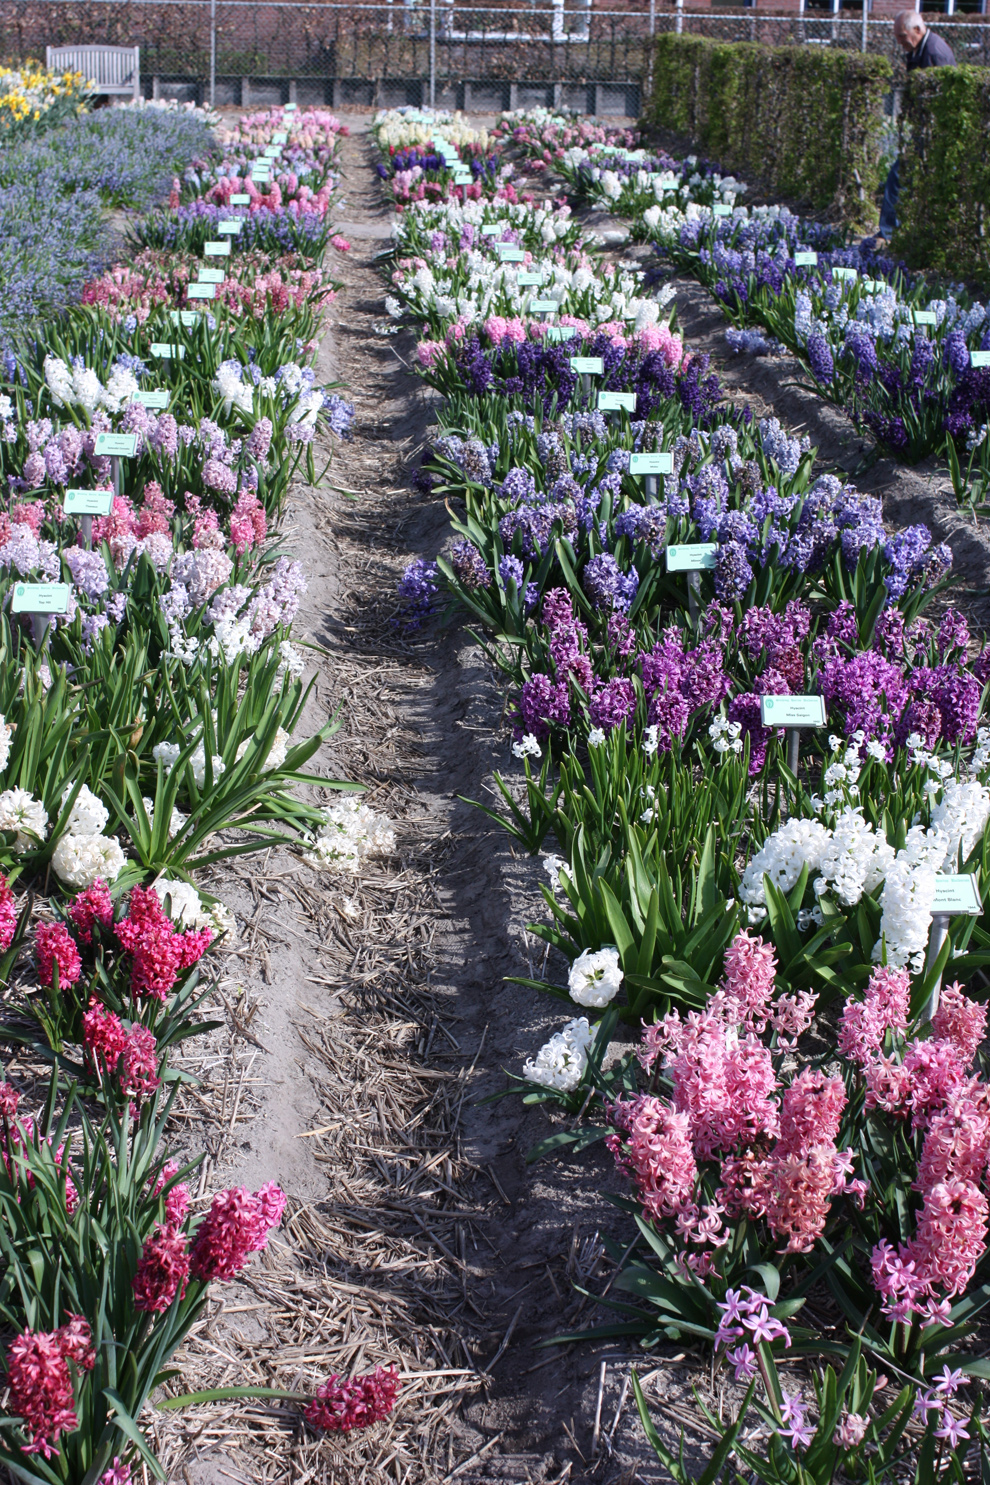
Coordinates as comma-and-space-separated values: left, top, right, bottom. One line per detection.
879, 10, 955, 238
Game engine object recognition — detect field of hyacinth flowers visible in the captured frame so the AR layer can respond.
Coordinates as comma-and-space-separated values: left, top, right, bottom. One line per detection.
380, 101, 990, 1481
6, 63, 990, 1485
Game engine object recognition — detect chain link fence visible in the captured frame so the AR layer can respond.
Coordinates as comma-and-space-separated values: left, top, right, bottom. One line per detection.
5, 1, 990, 114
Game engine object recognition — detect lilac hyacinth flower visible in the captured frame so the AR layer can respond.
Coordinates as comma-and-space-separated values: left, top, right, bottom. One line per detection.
449, 539, 490, 590
582, 553, 638, 614
807, 332, 834, 384
588, 678, 637, 735
943, 329, 971, 380
516, 673, 571, 740
397, 558, 439, 628
714, 541, 753, 602
63, 546, 110, 599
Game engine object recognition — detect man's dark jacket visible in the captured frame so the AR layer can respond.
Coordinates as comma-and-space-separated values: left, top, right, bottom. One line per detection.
907, 30, 956, 69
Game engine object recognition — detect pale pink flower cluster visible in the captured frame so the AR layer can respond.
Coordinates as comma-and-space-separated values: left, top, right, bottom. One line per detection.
611, 932, 856, 1267
850, 977, 990, 1320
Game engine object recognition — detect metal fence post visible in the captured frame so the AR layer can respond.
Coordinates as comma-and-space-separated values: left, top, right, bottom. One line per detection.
675, 0, 683, 34
210, 0, 216, 106
861, 0, 868, 51
429, 0, 436, 105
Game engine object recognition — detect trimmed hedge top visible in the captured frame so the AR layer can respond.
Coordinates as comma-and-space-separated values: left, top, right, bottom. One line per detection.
645, 34, 891, 224
897, 65, 990, 287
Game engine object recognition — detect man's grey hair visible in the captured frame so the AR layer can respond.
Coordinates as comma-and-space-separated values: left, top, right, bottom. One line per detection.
894, 10, 926, 28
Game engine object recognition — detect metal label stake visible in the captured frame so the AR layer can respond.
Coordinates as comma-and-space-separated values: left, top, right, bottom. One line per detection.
64, 489, 114, 552
759, 695, 827, 777
11, 582, 71, 650
631, 451, 672, 510
921, 875, 982, 1021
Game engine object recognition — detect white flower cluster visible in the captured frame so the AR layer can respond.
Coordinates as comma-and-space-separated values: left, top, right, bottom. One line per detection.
931, 779, 990, 871
512, 734, 542, 760
154, 876, 236, 938
568, 946, 623, 1008
740, 796, 975, 970
213, 363, 255, 415
393, 243, 657, 333
393, 195, 575, 255
44, 355, 139, 413
0, 787, 48, 853
0, 714, 12, 774
373, 107, 490, 152
50, 783, 126, 888
709, 714, 743, 757
304, 796, 396, 873
153, 739, 226, 789
234, 727, 291, 772
523, 1016, 593, 1091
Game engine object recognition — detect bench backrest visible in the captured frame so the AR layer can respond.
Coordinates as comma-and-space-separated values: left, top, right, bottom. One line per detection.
45, 45, 141, 99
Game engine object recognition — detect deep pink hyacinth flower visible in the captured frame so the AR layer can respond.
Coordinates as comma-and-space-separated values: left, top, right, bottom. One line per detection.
133, 1225, 191, 1312
119, 1026, 160, 1103
35, 922, 82, 989
69, 879, 114, 945
305, 1366, 399, 1433
116, 886, 210, 1001
82, 1000, 127, 1076
5, 1317, 94, 1458
189, 1184, 286, 1281
0, 872, 18, 953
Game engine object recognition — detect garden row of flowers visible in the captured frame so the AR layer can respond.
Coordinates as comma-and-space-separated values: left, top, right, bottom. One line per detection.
495, 106, 990, 506
381, 104, 990, 1478
0, 82, 398, 1482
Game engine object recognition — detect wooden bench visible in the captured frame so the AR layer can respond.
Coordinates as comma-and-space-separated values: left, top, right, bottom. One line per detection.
45, 45, 141, 102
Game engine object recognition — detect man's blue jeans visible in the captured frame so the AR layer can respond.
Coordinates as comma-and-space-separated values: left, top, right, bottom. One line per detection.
880, 158, 900, 238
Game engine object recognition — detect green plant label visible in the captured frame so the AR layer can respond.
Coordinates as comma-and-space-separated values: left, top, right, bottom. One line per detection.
93, 432, 137, 457
64, 489, 114, 516
481, 224, 506, 236
860, 279, 880, 292
498, 248, 525, 262
217, 220, 243, 234
169, 310, 200, 326
598, 391, 636, 412
517, 271, 544, 285
570, 357, 604, 374
204, 241, 231, 256
529, 298, 558, 312
972, 351, 990, 368
197, 268, 225, 284
130, 390, 169, 409
150, 344, 185, 359
666, 542, 717, 571
832, 267, 857, 281
545, 327, 576, 342
11, 582, 70, 614
187, 283, 216, 299
283, 101, 297, 110
630, 452, 674, 475
272, 131, 288, 143
931, 875, 982, 916
229, 193, 251, 204
913, 310, 937, 325
263, 146, 281, 158
794, 251, 817, 266
760, 695, 826, 727
712, 203, 732, 216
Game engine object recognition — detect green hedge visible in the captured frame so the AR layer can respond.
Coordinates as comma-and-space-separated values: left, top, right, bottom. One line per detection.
644, 34, 891, 223
896, 65, 990, 285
